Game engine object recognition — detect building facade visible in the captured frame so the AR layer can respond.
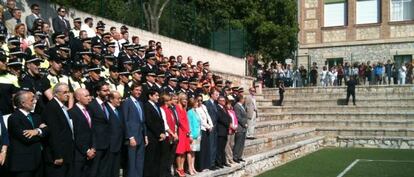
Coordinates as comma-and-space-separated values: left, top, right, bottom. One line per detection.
297, 0, 414, 69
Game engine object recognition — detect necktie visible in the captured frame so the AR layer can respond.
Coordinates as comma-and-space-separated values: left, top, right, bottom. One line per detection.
114, 109, 119, 118
27, 114, 34, 128
16, 19, 21, 24
82, 108, 91, 128
134, 101, 143, 122
62, 106, 73, 132
101, 103, 108, 119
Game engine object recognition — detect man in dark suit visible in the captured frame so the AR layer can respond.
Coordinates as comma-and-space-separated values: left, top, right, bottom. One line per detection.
7, 91, 47, 177
87, 82, 111, 177
216, 96, 231, 168
69, 88, 96, 177
42, 83, 74, 177
203, 89, 219, 169
52, 7, 71, 35
122, 83, 147, 177
233, 96, 248, 163
143, 89, 166, 177
139, 72, 157, 102
106, 91, 124, 177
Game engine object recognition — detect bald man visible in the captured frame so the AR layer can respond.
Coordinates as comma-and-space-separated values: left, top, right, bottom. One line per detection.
106, 91, 125, 177
69, 88, 95, 177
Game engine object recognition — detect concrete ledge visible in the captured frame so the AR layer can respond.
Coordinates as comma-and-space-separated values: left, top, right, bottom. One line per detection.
198, 136, 325, 177
337, 136, 414, 149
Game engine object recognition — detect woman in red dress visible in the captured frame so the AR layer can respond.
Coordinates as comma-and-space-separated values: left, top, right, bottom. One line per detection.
175, 93, 191, 176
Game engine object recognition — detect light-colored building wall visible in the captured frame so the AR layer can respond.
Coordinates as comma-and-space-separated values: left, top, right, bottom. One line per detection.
298, 0, 414, 69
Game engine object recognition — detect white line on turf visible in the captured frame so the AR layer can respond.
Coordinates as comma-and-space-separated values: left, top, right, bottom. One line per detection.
336, 159, 360, 177
358, 159, 414, 163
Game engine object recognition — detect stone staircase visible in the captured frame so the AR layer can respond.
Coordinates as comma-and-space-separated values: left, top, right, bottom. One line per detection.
199, 84, 414, 177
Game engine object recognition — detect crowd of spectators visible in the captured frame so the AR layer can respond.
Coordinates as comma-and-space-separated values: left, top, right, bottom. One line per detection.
0, 1, 258, 177
251, 59, 414, 88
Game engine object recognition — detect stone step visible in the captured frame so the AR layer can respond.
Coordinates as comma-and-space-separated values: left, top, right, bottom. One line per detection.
301, 119, 414, 128
336, 136, 414, 149
257, 112, 414, 122
317, 127, 414, 137
257, 105, 414, 113
255, 120, 302, 135
198, 136, 325, 177
257, 98, 414, 106
243, 128, 317, 156
261, 85, 414, 95
256, 93, 414, 100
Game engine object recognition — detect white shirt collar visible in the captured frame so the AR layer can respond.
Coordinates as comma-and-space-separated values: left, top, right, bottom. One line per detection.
130, 96, 138, 103
19, 109, 30, 116
76, 103, 86, 110
108, 102, 116, 111
96, 97, 104, 105
149, 100, 157, 108
54, 97, 65, 108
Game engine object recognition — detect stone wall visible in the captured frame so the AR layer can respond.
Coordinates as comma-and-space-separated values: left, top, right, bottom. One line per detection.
356, 27, 380, 40
18, 0, 246, 76
306, 42, 414, 67
337, 136, 414, 149
390, 24, 414, 38
323, 29, 347, 43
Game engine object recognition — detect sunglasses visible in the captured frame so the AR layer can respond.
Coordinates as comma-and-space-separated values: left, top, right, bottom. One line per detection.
60, 11, 66, 13
33, 61, 41, 66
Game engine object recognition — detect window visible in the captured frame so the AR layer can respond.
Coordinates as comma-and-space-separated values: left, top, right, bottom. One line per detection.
356, 0, 380, 24
391, 0, 414, 21
394, 55, 412, 69
324, 0, 347, 27
326, 58, 343, 69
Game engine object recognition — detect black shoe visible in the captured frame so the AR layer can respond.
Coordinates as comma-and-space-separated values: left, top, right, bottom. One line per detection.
217, 165, 224, 168
224, 163, 231, 167
239, 159, 246, 162
210, 166, 220, 170
233, 159, 240, 163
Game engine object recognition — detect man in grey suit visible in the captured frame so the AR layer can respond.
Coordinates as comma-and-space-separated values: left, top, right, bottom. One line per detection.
25, 4, 42, 31
122, 83, 147, 177
233, 95, 247, 163
52, 7, 71, 35
245, 87, 257, 139
5, 8, 22, 35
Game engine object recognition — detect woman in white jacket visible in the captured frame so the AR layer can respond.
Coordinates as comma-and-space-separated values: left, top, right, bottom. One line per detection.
194, 95, 214, 171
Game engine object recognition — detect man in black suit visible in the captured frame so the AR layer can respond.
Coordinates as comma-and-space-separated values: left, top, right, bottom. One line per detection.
122, 83, 147, 177
203, 89, 220, 169
8, 91, 47, 177
52, 7, 71, 35
42, 83, 74, 177
69, 88, 96, 177
139, 72, 157, 102
143, 89, 166, 177
216, 96, 231, 168
106, 91, 124, 177
87, 82, 111, 177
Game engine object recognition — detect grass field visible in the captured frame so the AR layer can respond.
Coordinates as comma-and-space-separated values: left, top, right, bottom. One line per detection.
257, 148, 414, 177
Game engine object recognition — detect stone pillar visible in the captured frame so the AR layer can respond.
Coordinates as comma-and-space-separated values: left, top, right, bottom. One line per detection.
380, 0, 391, 39
346, 0, 357, 41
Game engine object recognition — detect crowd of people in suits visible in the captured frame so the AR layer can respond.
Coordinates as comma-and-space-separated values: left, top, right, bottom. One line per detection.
0, 2, 260, 177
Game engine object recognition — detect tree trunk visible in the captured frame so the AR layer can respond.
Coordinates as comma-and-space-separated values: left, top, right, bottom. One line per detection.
141, 0, 170, 34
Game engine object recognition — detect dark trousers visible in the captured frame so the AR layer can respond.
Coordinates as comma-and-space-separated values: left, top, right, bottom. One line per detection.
12, 171, 40, 177
337, 75, 343, 86
160, 140, 173, 177
144, 139, 162, 177
90, 149, 109, 177
45, 162, 72, 177
126, 143, 145, 177
279, 92, 284, 106
73, 159, 92, 177
216, 135, 228, 166
233, 131, 246, 161
209, 127, 218, 167
107, 151, 121, 177
346, 90, 356, 105
197, 130, 210, 171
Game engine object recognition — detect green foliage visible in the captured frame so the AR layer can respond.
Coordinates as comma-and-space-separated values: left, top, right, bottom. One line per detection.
50, 0, 298, 62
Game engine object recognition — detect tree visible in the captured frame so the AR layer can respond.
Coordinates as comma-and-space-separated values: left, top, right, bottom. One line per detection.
142, 0, 171, 33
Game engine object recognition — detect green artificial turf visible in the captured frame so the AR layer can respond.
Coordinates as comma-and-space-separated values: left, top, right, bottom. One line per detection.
257, 148, 414, 177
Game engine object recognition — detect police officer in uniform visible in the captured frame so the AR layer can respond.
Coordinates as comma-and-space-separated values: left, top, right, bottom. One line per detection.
163, 77, 178, 95
68, 60, 86, 93
0, 49, 19, 115
47, 56, 68, 89
19, 55, 53, 114
187, 78, 198, 99
118, 69, 131, 98
84, 64, 106, 97
154, 72, 165, 93
140, 72, 157, 101
130, 66, 143, 85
